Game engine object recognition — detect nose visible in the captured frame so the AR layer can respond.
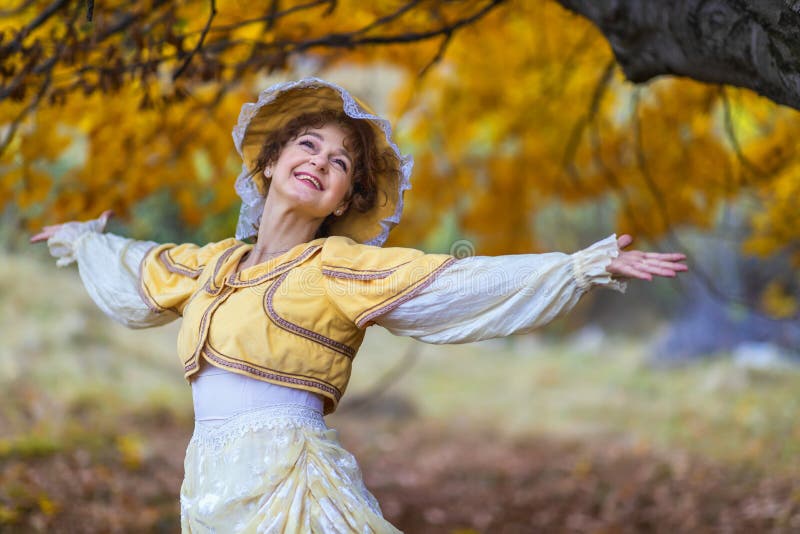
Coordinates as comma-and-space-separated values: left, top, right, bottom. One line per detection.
308, 153, 327, 171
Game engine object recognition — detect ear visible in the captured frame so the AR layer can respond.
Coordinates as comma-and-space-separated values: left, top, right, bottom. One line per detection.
334, 201, 349, 216
256, 170, 271, 196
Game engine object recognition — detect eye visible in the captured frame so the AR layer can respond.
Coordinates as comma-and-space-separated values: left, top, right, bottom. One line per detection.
299, 139, 314, 149
333, 158, 348, 171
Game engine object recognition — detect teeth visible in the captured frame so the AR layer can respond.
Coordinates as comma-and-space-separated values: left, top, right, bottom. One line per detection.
299, 175, 322, 190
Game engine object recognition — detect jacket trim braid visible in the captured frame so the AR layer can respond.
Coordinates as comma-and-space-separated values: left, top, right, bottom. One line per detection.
264, 271, 357, 359
137, 244, 173, 314
226, 244, 322, 287
355, 257, 457, 328
185, 286, 235, 368
203, 245, 245, 296
200, 344, 342, 401
320, 259, 413, 280
159, 249, 203, 278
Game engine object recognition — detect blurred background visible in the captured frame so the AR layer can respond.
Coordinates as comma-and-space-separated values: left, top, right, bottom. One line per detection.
1, 1, 799, 532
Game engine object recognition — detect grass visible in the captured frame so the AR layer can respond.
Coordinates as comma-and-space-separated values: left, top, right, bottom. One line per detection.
350, 324, 800, 477
3, 249, 800, 477
0, 251, 191, 458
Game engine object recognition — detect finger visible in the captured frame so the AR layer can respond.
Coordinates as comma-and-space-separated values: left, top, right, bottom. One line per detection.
643, 252, 687, 261
30, 230, 52, 243
625, 250, 685, 261
632, 258, 692, 277
30, 223, 64, 243
617, 234, 633, 249
636, 263, 677, 277
613, 263, 653, 281
621, 250, 646, 261
99, 210, 114, 225
640, 258, 689, 272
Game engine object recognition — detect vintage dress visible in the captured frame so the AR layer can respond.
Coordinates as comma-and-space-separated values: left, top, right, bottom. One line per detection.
137, 236, 455, 414
47, 222, 625, 533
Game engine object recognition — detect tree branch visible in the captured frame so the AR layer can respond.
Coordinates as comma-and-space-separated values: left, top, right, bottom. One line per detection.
555, 0, 800, 111
562, 58, 616, 186
631, 87, 673, 232
0, 70, 51, 156
200, 0, 328, 35
6, 0, 68, 49
172, 0, 217, 81
418, 31, 452, 77
356, 0, 422, 36
0, 0, 37, 17
719, 86, 768, 180
289, 0, 506, 52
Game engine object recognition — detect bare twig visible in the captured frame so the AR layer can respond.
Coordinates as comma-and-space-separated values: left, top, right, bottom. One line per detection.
356, 0, 421, 36
562, 58, 616, 186
719, 86, 768, 181
0, 0, 37, 17
418, 31, 452, 78
289, 0, 506, 52
4, 0, 506, 110
589, 121, 647, 235
0, 71, 52, 156
632, 87, 672, 231
201, 0, 327, 35
86, 0, 94, 21
172, 0, 218, 81
0, 2, 79, 156
265, 0, 279, 30
544, 25, 598, 99
4, 0, 68, 51
631, 89, 796, 320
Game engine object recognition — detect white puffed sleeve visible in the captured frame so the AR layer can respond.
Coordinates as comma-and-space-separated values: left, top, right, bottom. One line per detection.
46, 221, 178, 328
376, 234, 626, 344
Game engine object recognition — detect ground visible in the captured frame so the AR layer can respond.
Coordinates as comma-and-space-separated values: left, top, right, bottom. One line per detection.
2, 409, 798, 533
1, 251, 799, 532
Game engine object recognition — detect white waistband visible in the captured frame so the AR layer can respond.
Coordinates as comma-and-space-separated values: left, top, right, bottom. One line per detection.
191, 364, 324, 421
191, 404, 328, 452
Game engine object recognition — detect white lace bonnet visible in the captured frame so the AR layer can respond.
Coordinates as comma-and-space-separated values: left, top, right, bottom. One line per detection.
232, 77, 413, 246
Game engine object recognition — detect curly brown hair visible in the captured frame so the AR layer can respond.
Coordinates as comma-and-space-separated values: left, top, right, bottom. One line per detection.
248, 109, 399, 237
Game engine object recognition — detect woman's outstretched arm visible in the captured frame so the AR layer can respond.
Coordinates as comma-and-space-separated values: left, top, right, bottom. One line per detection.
30, 212, 178, 328
376, 234, 687, 344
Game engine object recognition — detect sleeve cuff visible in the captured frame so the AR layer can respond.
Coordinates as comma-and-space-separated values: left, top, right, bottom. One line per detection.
47, 217, 108, 267
570, 234, 627, 294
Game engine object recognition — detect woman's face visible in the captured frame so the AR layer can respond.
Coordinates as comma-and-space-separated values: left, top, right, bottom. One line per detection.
267, 123, 355, 219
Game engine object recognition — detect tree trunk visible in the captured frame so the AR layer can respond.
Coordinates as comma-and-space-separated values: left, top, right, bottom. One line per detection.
555, 0, 800, 110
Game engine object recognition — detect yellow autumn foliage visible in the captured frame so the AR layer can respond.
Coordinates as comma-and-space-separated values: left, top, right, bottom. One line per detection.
1, 1, 798, 282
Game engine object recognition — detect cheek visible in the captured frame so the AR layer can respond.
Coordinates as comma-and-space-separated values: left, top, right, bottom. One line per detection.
332, 173, 353, 199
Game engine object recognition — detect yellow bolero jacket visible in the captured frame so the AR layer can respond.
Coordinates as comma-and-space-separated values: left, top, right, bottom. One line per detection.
138, 236, 454, 414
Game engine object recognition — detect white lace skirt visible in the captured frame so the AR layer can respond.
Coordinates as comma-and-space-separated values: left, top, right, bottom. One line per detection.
180, 404, 400, 533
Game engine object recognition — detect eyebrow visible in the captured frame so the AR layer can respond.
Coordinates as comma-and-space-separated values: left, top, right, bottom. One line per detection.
302, 131, 353, 163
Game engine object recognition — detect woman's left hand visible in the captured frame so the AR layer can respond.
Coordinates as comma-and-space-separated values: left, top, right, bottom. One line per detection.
606, 234, 688, 281
30, 210, 113, 244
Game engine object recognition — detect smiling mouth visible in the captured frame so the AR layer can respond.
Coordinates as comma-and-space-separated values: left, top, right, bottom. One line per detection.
295, 173, 323, 191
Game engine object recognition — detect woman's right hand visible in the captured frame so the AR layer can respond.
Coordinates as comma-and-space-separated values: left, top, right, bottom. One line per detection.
606, 234, 688, 281
30, 210, 113, 244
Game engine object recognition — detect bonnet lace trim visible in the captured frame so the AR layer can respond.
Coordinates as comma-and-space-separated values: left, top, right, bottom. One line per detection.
232, 78, 413, 247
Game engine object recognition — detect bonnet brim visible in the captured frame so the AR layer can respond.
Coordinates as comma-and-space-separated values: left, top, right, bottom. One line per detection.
232, 78, 413, 247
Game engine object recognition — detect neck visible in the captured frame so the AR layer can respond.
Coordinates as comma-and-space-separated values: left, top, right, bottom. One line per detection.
244, 197, 324, 267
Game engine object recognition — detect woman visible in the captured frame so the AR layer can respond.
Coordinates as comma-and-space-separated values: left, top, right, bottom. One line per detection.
31, 78, 687, 533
